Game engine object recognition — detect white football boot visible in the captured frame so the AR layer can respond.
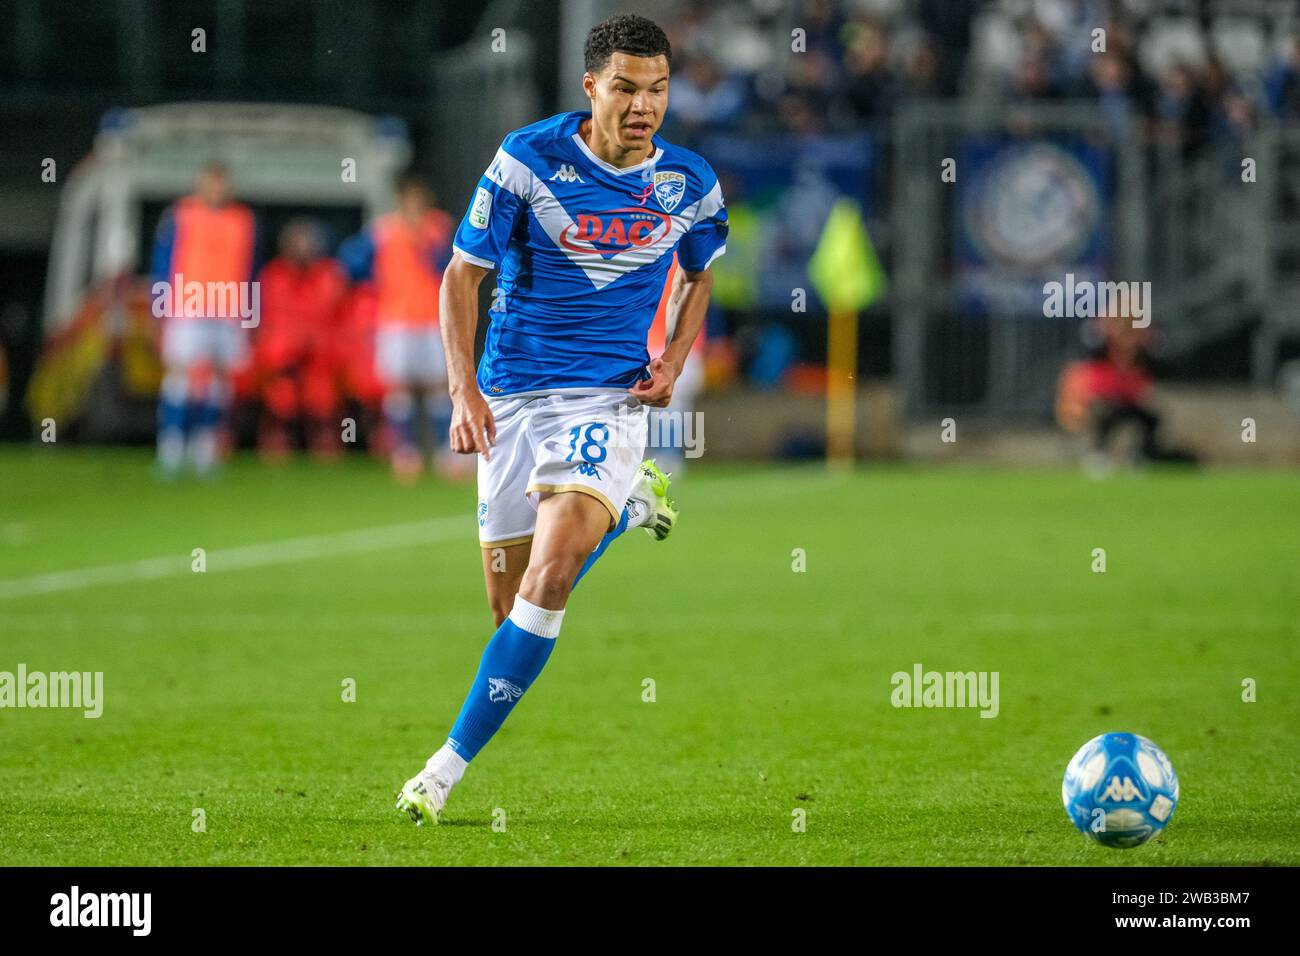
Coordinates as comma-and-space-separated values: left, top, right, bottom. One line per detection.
395, 769, 453, 827
624, 459, 678, 541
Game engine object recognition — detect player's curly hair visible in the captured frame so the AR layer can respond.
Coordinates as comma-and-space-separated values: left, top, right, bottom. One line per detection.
584, 14, 672, 74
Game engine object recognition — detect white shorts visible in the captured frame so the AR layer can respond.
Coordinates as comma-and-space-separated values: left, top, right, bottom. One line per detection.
376, 324, 446, 386
477, 390, 648, 547
160, 318, 248, 370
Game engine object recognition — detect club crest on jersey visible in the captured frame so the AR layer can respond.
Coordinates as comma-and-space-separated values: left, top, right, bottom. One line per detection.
652, 171, 686, 213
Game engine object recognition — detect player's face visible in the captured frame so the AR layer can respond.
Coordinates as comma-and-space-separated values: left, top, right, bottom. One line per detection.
398, 187, 429, 220
282, 226, 316, 263
586, 52, 669, 152
196, 170, 231, 206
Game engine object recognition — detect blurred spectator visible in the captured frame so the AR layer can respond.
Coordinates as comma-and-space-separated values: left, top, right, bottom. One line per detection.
1152, 62, 1213, 153
841, 20, 897, 119
1087, 51, 1142, 134
1009, 49, 1063, 101
1031, 0, 1107, 88
799, 0, 845, 61
903, 38, 942, 99
1265, 36, 1300, 119
918, 0, 978, 96
669, 55, 749, 131
1056, 313, 1197, 468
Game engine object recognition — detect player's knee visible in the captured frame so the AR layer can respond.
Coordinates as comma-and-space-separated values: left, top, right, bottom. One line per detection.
520, 556, 581, 609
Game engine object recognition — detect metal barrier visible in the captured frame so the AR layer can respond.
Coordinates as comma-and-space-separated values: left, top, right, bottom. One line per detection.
889, 99, 1295, 419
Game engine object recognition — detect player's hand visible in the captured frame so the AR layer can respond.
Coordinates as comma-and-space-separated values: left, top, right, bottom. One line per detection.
449, 389, 497, 460
629, 357, 679, 408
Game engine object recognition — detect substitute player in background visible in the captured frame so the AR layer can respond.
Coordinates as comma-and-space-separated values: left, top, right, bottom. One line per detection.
252, 218, 347, 461
151, 162, 256, 477
340, 174, 455, 481
397, 13, 727, 825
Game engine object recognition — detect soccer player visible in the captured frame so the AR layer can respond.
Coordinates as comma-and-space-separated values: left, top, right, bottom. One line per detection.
339, 174, 455, 481
151, 162, 257, 477
252, 219, 348, 461
396, 13, 727, 825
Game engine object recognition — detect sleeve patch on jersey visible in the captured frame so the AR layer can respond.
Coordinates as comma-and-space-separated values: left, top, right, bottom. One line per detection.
470, 187, 493, 229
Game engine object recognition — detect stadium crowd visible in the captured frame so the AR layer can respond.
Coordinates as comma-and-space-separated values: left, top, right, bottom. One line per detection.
660, 0, 1299, 148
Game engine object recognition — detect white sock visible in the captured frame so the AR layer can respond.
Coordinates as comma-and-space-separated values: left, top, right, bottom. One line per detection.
624, 495, 650, 528
507, 595, 565, 639
157, 431, 184, 471
425, 744, 468, 786
188, 427, 217, 472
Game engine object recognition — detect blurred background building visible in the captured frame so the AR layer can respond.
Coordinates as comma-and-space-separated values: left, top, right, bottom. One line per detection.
3, 0, 1299, 465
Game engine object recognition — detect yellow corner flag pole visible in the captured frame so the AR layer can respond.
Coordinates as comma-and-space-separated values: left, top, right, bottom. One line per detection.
826, 307, 858, 470
808, 199, 885, 471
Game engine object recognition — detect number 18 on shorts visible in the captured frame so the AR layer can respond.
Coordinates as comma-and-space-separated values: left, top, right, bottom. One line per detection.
477, 391, 648, 547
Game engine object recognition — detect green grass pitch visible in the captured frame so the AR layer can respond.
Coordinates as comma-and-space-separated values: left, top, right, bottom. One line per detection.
1, 447, 1296, 865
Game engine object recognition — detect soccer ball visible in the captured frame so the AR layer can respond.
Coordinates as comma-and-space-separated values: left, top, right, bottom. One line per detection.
1062, 732, 1179, 848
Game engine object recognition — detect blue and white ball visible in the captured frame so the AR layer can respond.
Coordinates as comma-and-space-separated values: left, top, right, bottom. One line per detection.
1062, 732, 1179, 848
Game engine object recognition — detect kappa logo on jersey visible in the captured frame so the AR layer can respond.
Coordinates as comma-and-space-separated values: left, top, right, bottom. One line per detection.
477, 501, 489, 527
1099, 775, 1144, 802
652, 171, 686, 212
487, 678, 524, 703
558, 208, 673, 256
549, 164, 585, 184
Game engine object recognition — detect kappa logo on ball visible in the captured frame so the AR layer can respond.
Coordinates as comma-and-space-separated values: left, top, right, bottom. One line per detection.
487, 678, 523, 703
1099, 775, 1145, 802
652, 171, 685, 212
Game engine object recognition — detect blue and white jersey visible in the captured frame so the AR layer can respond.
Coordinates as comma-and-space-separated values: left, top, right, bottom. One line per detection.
452, 110, 728, 396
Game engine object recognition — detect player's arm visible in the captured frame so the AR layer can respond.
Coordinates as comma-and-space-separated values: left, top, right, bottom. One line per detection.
439, 251, 496, 458
631, 266, 713, 408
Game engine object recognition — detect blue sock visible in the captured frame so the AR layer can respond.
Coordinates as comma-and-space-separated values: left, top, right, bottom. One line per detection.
195, 398, 222, 430
156, 381, 188, 471
446, 596, 564, 762
572, 507, 630, 589
158, 395, 186, 435
426, 393, 453, 452
384, 391, 416, 451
